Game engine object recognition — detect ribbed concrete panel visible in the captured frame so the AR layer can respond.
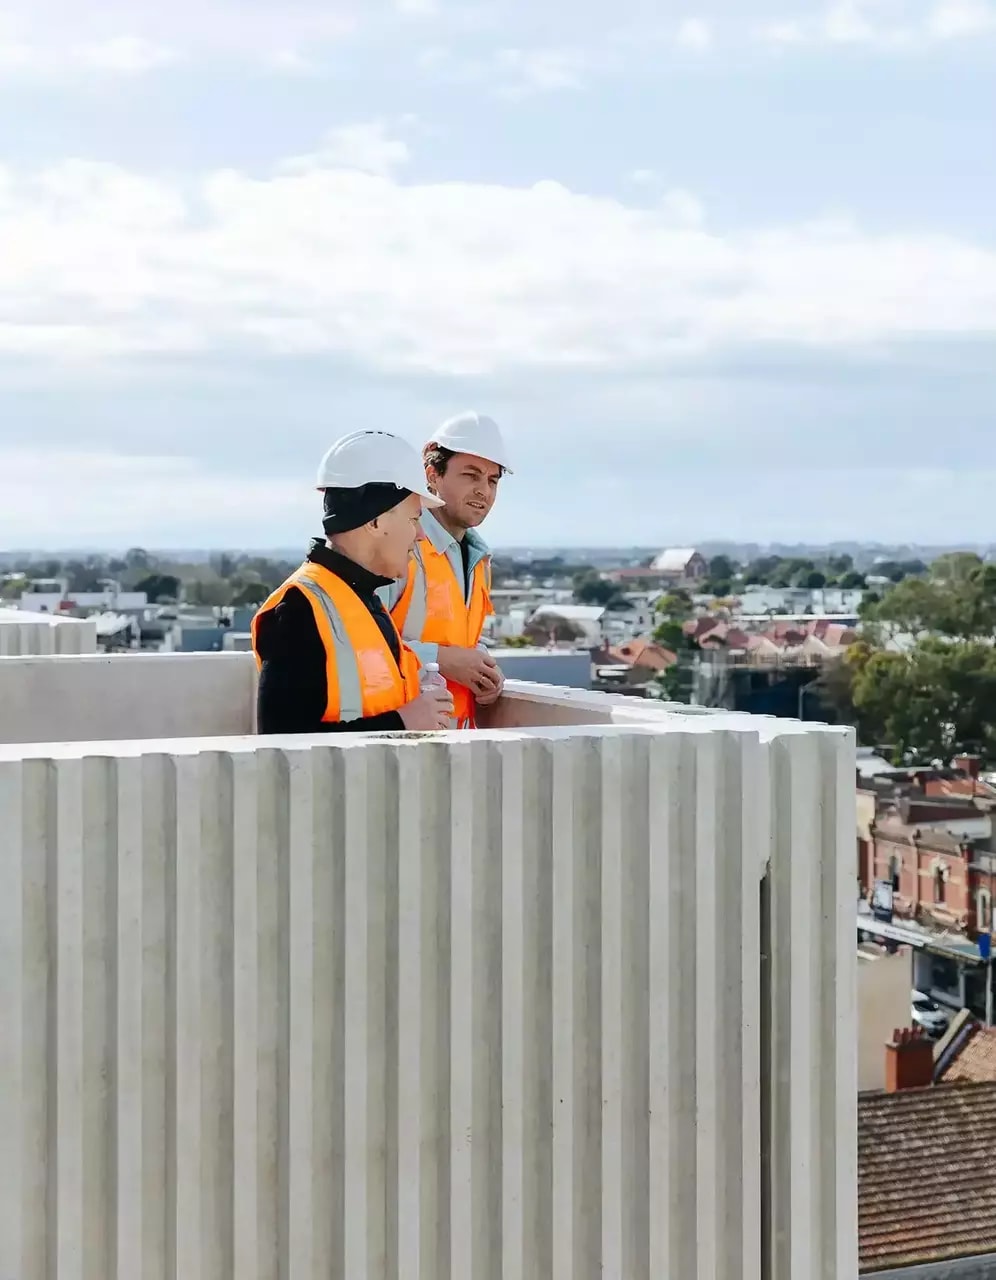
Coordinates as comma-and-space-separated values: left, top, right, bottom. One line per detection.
765, 729, 858, 1280
0, 719, 855, 1279
0, 617, 97, 656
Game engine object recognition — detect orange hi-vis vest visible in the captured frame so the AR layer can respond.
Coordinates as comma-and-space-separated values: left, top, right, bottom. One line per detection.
252, 561, 420, 723
390, 533, 494, 727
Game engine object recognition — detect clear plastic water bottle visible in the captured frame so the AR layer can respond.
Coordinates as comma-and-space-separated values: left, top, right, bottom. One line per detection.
419, 661, 447, 692
419, 661, 454, 727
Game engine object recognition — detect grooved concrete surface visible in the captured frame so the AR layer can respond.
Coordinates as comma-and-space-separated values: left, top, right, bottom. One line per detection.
0, 612, 97, 656
0, 677, 857, 1279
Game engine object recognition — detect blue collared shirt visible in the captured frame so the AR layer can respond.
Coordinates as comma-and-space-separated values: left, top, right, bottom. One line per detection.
378, 508, 491, 664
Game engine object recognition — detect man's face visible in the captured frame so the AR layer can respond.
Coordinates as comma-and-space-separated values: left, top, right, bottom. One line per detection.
373, 492, 424, 578
427, 452, 503, 530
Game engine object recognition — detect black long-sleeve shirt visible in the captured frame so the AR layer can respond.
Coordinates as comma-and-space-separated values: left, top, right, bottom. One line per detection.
255, 539, 407, 735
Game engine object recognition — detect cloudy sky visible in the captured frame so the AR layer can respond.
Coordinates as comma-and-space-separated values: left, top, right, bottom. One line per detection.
1, 0, 994, 548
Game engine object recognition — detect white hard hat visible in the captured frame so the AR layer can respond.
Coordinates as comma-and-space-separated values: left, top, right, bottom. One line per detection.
428, 411, 513, 474
316, 430, 444, 507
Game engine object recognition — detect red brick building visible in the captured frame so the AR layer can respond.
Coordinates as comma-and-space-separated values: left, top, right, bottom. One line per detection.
867, 816, 978, 932
857, 761, 996, 939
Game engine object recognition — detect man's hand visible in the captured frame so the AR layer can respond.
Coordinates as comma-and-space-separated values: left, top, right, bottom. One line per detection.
474, 664, 504, 707
437, 646, 501, 700
398, 687, 454, 731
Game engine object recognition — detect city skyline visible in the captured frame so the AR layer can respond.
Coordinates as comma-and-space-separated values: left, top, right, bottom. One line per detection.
1, 0, 994, 545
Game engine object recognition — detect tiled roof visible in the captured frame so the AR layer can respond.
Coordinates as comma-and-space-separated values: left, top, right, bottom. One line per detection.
925, 776, 996, 801
938, 1022, 996, 1085
609, 637, 675, 670
872, 814, 967, 854
859, 1081, 996, 1272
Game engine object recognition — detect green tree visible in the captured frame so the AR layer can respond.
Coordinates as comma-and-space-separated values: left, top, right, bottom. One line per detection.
708, 553, 735, 580
573, 571, 618, 607
743, 555, 782, 585
873, 558, 928, 583
651, 591, 698, 701
231, 580, 269, 607
652, 590, 694, 650
850, 639, 996, 763
64, 558, 106, 592
704, 554, 738, 594
125, 547, 153, 572
135, 573, 182, 603
867, 557, 996, 640
801, 569, 827, 590
839, 570, 866, 589
930, 551, 985, 584
186, 579, 233, 608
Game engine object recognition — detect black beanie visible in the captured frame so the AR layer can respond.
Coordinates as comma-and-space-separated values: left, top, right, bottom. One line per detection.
322, 482, 413, 536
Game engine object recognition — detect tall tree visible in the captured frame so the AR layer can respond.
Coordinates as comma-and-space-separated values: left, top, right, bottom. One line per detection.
849, 639, 996, 763
868, 555, 996, 640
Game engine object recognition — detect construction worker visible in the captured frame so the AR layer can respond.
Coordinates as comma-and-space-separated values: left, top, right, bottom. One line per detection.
381, 411, 511, 728
252, 430, 455, 734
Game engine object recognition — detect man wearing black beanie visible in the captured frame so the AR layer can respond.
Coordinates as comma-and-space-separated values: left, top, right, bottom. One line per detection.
252, 431, 454, 734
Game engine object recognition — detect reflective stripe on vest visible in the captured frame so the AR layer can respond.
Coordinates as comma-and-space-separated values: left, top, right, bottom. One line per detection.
253, 561, 419, 723
390, 538, 494, 725
393, 539, 493, 648
291, 575, 367, 721
398, 541, 430, 642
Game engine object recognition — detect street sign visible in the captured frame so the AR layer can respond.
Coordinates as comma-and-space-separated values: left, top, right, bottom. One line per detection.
980, 932, 992, 962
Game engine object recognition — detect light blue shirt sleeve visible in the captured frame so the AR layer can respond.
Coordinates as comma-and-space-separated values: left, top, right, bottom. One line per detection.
405, 638, 440, 665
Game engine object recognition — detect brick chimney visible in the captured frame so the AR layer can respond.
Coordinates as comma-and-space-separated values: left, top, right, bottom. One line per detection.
954, 753, 981, 779
884, 1026, 935, 1093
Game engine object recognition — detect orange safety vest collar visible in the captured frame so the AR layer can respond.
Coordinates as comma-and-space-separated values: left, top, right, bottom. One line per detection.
252, 561, 420, 723
391, 533, 494, 727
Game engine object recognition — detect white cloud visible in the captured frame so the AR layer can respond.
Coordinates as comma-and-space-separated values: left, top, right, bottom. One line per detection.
0, 32, 176, 78
823, 1, 880, 42
263, 48, 317, 74
758, 20, 807, 43
395, 0, 440, 14
416, 43, 606, 97
75, 35, 178, 73
492, 46, 594, 95
927, 0, 996, 36
0, 150, 994, 379
659, 188, 705, 226
280, 120, 412, 176
675, 17, 714, 49
758, 0, 996, 46
0, 0, 360, 70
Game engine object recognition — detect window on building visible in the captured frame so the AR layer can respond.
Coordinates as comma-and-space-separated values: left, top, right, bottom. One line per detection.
934, 866, 947, 905
889, 855, 901, 893
978, 889, 993, 933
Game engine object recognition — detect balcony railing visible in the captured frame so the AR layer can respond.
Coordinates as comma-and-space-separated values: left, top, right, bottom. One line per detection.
0, 651, 857, 1279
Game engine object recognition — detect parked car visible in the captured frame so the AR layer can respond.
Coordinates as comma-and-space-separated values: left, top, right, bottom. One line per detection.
911, 990, 951, 1038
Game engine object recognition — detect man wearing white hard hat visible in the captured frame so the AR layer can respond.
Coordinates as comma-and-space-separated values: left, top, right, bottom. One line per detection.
380, 411, 511, 729
252, 430, 454, 734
